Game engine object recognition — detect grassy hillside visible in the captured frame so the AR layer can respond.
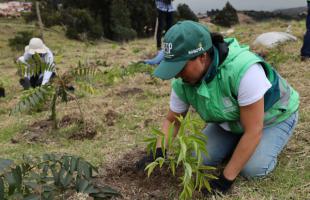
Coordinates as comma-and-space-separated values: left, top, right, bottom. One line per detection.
0, 18, 309, 199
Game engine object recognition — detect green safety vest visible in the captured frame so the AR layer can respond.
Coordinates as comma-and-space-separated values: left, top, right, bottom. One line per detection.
172, 38, 299, 134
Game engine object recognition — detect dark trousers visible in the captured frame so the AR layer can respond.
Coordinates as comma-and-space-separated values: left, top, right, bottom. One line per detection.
156, 9, 173, 49
301, 2, 310, 57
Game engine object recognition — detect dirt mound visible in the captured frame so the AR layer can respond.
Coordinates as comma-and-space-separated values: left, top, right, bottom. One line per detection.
104, 110, 119, 126
98, 150, 182, 200
11, 119, 54, 144
68, 123, 97, 140
116, 87, 144, 97
11, 115, 97, 143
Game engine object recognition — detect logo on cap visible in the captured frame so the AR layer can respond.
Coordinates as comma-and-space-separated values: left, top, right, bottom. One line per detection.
163, 42, 174, 58
188, 42, 204, 55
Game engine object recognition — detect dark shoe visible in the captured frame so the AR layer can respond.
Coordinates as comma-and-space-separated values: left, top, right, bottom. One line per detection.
0, 87, 5, 97
301, 56, 310, 61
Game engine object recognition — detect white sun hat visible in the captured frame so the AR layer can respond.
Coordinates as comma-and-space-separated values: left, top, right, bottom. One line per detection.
25, 38, 48, 55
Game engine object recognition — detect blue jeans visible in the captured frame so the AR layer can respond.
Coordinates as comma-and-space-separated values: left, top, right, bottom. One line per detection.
202, 112, 299, 178
301, 2, 310, 57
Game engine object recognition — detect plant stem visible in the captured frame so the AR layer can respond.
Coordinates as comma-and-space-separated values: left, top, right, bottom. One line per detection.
51, 91, 58, 129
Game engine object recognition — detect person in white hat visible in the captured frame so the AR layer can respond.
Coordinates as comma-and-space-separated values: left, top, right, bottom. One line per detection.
18, 38, 55, 89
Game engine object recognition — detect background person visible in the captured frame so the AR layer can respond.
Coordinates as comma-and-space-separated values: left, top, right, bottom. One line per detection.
18, 38, 55, 89
137, 21, 299, 195
155, 0, 175, 50
301, 0, 310, 60
144, 0, 175, 65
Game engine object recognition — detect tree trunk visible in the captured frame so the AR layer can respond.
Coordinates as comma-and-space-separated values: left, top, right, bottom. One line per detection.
36, 1, 44, 39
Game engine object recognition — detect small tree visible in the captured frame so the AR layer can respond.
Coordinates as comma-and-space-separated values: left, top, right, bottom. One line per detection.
0, 153, 120, 199
144, 113, 217, 200
12, 54, 99, 129
175, 4, 199, 22
109, 0, 137, 41
8, 31, 34, 51
211, 2, 239, 27
63, 8, 103, 40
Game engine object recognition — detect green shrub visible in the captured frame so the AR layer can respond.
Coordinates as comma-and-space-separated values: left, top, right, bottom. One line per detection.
0, 154, 120, 199
211, 2, 239, 27
110, 0, 137, 41
63, 8, 103, 40
127, 0, 156, 37
175, 4, 198, 22
8, 31, 34, 51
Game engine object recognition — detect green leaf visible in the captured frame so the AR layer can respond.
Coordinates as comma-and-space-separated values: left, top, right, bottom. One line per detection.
42, 191, 54, 200
155, 157, 165, 168
0, 159, 14, 174
198, 166, 217, 171
151, 128, 165, 137
24, 194, 41, 200
13, 166, 22, 192
77, 179, 89, 192
183, 163, 192, 184
62, 172, 73, 188
143, 137, 157, 143
5, 172, 16, 195
63, 156, 70, 171
180, 139, 187, 158
50, 166, 60, 186
84, 184, 99, 194
203, 173, 218, 180
203, 178, 212, 193
167, 123, 174, 149
82, 162, 91, 179
98, 186, 121, 196
0, 178, 4, 200
169, 161, 176, 176
59, 168, 67, 187
145, 162, 158, 177
24, 182, 40, 191
69, 156, 77, 173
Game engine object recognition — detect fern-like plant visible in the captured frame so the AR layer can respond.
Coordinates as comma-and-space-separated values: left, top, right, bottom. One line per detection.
0, 154, 120, 199
144, 113, 217, 200
12, 54, 99, 129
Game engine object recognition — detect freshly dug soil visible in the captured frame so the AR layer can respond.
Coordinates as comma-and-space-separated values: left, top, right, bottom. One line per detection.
11, 115, 97, 143
98, 150, 183, 200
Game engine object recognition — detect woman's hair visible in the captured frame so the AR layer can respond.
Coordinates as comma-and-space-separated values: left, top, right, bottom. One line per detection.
210, 32, 224, 45
206, 32, 225, 59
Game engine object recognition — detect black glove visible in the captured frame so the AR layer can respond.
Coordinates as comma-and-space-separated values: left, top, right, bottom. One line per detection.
202, 172, 235, 196
135, 148, 165, 171
19, 78, 31, 90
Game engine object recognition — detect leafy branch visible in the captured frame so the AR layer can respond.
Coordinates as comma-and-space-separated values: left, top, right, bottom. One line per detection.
0, 154, 121, 200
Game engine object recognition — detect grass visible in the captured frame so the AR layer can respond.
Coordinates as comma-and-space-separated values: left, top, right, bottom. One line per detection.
0, 18, 309, 199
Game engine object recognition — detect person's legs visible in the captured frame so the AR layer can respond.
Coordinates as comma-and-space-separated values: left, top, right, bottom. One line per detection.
202, 123, 241, 166
156, 9, 164, 50
301, 3, 310, 57
241, 112, 299, 178
165, 11, 173, 32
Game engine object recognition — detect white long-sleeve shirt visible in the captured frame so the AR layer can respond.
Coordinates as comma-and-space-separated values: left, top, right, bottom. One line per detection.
18, 48, 55, 85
